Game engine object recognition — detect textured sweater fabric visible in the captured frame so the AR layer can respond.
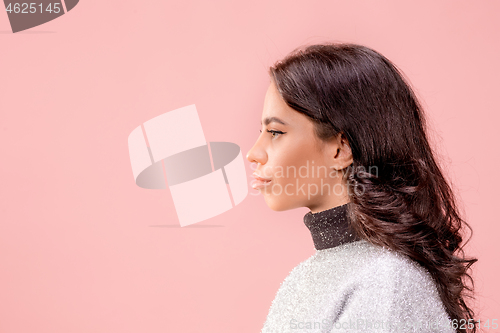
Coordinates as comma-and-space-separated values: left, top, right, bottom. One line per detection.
260, 203, 455, 333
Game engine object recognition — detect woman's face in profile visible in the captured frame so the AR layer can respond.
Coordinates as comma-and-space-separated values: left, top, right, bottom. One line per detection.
246, 80, 348, 213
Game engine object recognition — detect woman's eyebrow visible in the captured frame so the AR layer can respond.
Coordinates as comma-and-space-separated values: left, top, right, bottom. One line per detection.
261, 117, 287, 126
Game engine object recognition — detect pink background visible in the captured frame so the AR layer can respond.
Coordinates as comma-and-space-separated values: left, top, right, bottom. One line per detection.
1, 1, 498, 332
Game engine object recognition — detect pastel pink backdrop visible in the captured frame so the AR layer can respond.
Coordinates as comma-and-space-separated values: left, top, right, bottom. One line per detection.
1, 1, 498, 332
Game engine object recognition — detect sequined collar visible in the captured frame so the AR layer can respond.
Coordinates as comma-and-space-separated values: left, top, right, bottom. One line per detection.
303, 202, 360, 250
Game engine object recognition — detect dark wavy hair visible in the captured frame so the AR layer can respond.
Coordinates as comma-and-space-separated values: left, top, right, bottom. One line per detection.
269, 42, 477, 333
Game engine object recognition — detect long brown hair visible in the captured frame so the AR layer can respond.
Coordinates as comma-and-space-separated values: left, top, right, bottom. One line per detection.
269, 42, 477, 333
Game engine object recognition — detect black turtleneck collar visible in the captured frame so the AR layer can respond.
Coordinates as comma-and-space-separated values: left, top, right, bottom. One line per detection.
303, 202, 361, 250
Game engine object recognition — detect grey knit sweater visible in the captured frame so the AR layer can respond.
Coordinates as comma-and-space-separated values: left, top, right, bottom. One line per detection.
260, 203, 455, 333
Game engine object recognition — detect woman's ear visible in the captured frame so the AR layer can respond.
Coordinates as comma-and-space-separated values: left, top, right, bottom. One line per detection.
331, 133, 353, 171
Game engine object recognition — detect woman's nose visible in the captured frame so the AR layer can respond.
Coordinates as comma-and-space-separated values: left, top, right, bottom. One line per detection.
246, 140, 266, 165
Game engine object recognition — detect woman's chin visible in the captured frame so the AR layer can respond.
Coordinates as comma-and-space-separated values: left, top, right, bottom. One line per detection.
263, 196, 295, 212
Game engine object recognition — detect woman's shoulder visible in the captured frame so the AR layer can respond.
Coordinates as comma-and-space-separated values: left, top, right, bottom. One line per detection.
284, 239, 442, 297
320, 240, 452, 330
267, 240, 453, 332
307, 240, 442, 295
354, 241, 439, 291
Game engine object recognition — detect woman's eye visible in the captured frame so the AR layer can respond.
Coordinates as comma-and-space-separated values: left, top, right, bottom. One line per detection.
259, 129, 285, 138
267, 130, 284, 138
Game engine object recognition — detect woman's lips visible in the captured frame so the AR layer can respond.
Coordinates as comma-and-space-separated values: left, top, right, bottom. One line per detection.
252, 173, 272, 189
252, 178, 272, 189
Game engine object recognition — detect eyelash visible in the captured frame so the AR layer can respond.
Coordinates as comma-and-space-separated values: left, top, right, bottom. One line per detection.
260, 129, 285, 138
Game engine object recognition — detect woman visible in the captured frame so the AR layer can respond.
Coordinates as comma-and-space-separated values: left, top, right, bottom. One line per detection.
246, 43, 477, 333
